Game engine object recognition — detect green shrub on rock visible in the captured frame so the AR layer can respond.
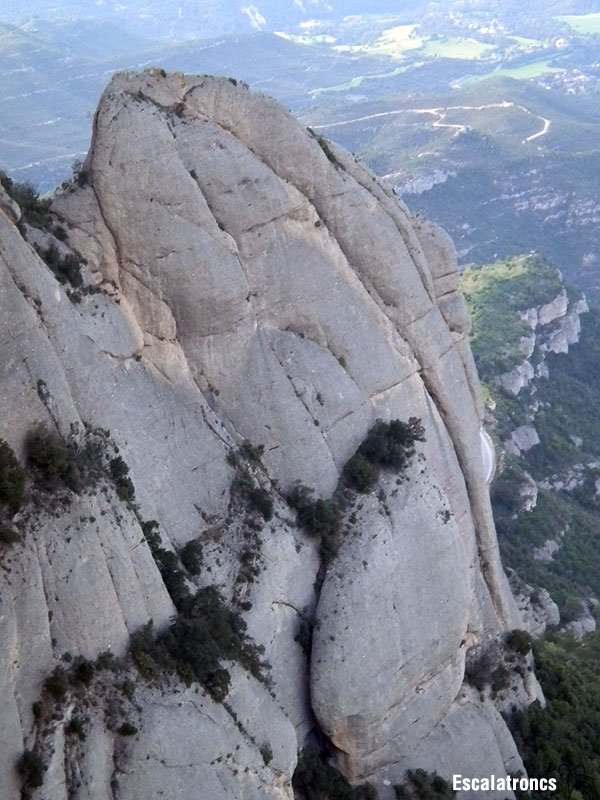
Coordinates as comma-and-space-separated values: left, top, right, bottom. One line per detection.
0, 439, 26, 514
287, 485, 341, 563
0, 525, 22, 546
17, 750, 46, 789
288, 417, 424, 563
394, 769, 456, 799
37, 243, 83, 288
343, 418, 425, 492
130, 585, 268, 702
70, 656, 95, 685
117, 721, 138, 736
0, 170, 51, 228
43, 666, 69, 700
292, 746, 376, 799
505, 629, 533, 656
25, 428, 80, 491
180, 538, 204, 576
109, 456, 135, 501
248, 485, 273, 520
141, 520, 190, 609
232, 468, 273, 520
288, 485, 339, 541
342, 452, 378, 493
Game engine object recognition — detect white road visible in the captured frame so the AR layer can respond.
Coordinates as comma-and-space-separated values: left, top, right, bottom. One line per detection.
524, 114, 550, 142
480, 428, 496, 484
312, 101, 551, 144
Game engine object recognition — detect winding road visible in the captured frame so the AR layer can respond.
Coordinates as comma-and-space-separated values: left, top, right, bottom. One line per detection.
312, 101, 551, 143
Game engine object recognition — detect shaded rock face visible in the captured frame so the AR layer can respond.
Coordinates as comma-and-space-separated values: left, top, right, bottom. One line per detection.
0, 71, 528, 799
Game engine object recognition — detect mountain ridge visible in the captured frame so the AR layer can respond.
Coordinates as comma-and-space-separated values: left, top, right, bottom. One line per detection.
0, 70, 536, 799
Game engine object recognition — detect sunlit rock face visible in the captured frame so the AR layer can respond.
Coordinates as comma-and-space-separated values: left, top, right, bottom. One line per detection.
0, 70, 529, 800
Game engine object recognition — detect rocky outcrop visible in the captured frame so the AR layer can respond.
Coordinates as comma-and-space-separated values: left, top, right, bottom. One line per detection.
505, 425, 540, 456
394, 169, 456, 196
0, 71, 530, 800
510, 577, 561, 639
497, 361, 535, 396
496, 289, 588, 397
518, 471, 538, 512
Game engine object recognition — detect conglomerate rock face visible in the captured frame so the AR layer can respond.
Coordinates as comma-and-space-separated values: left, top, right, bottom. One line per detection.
0, 71, 534, 800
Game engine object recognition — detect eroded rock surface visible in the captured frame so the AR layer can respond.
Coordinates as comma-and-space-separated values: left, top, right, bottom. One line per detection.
0, 71, 530, 800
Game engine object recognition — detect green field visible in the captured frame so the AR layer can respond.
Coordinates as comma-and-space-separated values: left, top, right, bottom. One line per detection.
421, 36, 496, 60
336, 28, 495, 62
558, 12, 600, 34
309, 64, 412, 95
370, 24, 424, 57
492, 59, 565, 79
333, 23, 424, 59
458, 58, 565, 87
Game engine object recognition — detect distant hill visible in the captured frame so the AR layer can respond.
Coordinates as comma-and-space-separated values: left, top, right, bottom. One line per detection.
3, 0, 600, 306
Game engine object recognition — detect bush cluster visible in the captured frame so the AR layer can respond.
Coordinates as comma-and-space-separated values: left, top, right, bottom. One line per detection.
42, 656, 96, 703
465, 631, 533, 698
71, 655, 95, 685
239, 440, 264, 463
130, 585, 268, 702
237, 541, 262, 584
0, 525, 21, 546
142, 520, 190, 610
117, 721, 138, 736
248, 485, 273, 520
506, 629, 533, 656
394, 769, 456, 799
260, 744, 273, 766
58, 159, 90, 193
23, 653, 109, 789
343, 418, 425, 493
232, 469, 273, 521
25, 427, 80, 491
109, 456, 135, 502
36, 243, 83, 288
180, 538, 204, 576
17, 750, 46, 789
287, 485, 340, 563
43, 666, 69, 700
292, 746, 376, 800
288, 418, 425, 563
65, 716, 85, 739
0, 439, 26, 514
0, 169, 50, 228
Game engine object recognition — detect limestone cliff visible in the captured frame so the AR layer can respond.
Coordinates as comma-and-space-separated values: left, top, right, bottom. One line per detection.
0, 71, 535, 800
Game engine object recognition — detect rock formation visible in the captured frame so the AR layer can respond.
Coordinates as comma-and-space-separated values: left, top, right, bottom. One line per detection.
496, 288, 588, 397
0, 71, 536, 800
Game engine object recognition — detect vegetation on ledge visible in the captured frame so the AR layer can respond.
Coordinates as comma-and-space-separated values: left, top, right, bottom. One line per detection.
130, 585, 269, 702
288, 417, 425, 563
0, 439, 26, 515
0, 169, 51, 228
460, 254, 563, 378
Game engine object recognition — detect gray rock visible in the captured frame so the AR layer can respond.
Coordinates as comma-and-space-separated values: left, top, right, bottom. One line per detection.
533, 539, 560, 564
537, 290, 568, 326
496, 361, 535, 396
0, 70, 530, 799
504, 425, 540, 455
511, 580, 561, 638
518, 472, 538, 512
